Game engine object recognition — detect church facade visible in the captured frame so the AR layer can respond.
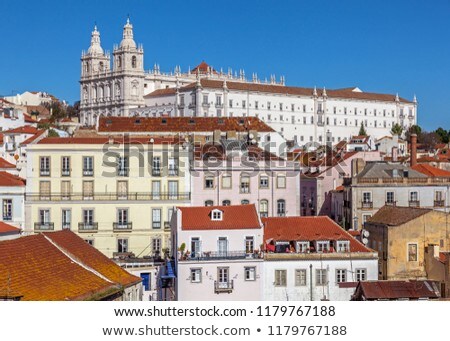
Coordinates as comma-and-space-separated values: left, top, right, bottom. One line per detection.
80, 20, 417, 144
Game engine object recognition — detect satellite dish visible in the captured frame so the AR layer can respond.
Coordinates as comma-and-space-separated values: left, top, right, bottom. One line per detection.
362, 230, 370, 238
362, 238, 369, 245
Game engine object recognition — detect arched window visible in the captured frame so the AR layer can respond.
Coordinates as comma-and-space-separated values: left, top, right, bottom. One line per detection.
222, 200, 231, 206
92, 87, 97, 99
117, 56, 122, 68
84, 62, 89, 73
132, 56, 137, 68
115, 83, 121, 99
83, 88, 88, 103
131, 84, 137, 97
105, 85, 110, 99
260, 199, 268, 218
99, 61, 104, 71
98, 86, 103, 99
241, 199, 250, 205
277, 199, 286, 217
240, 173, 250, 193
205, 173, 214, 189
205, 200, 214, 207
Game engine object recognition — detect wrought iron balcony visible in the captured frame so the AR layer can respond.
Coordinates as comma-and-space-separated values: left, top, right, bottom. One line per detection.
202, 102, 210, 108
409, 200, 420, 208
83, 169, 94, 176
152, 168, 161, 176
62, 223, 71, 230
168, 167, 178, 176
185, 251, 260, 261
385, 201, 397, 206
113, 222, 132, 232
61, 169, 71, 176
361, 201, 373, 209
78, 222, 98, 232
434, 200, 445, 207
214, 280, 234, 294
34, 222, 54, 231
2, 215, 12, 221
25, 192, 191, 202
40, 168, 50, 176
215, 103, 223, 109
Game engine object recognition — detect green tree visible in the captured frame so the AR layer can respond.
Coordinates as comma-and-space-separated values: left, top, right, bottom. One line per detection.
47, 129, 60, 137
390, 123, 403, 136
358, 122, 367, 136
435, 127, 450, 143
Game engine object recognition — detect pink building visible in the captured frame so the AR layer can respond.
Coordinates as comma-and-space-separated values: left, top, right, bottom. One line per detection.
190, 140, 300, 217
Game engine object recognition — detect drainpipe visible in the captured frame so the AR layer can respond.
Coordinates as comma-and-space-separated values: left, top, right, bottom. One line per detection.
309, 264, 313, 301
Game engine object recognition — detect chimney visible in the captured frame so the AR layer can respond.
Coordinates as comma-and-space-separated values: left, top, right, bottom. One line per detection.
351, 158, 366, 177
410, 133, 417, 167
392, 146, 398, 162
429, 244, 440, 259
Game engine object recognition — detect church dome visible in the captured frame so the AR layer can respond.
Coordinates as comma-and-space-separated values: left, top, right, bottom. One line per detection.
119, 18, 137, 49
87, 26, 104, 55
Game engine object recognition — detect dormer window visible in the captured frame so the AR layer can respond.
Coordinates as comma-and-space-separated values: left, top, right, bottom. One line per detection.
296, 241, 309, 253
316, 241, 330, 252
211, 209, 223, 221
336, 240, 350, 252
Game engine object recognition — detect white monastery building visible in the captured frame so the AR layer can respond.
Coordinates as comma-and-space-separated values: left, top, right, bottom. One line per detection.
80, 21, 418, 145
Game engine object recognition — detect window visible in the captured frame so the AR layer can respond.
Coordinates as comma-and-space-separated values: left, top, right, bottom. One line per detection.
152, 238, 161, 255
216, 95, 222, 106
82, 209, 94, 228
217, 237, 228, 255
117, 156, 129, 176
151, 181, 160, 200
435, 191, 444, 206
240, 173, 250, 193
336, 240, 350, 252
409, 191, 419, 205
336, 269, 347, 283
2, 199, 12, 221
83, 156, 94, 176
205, 200, 214, 206
85, 239, 94, 246
245, 267, 256, 281
117, 239, 128, 253
245, 236, 254, 254
140, 273, 151, 291
274, 270, 287, 286
222, 200, 231, 206
386, 191, 395, 204
212, 209, 223, 221
168, 158, 178, 176
40, 157, 50, 176
260, 175, 269, 188
242, 100, 246, 108
205, 174, 214, 189
355, 268, 366, 281
152, 156, 161, 176
117, 208, 129, 227
82, 181, 94, 199
61, 180, 71, 200
39, 181, 51, 200
61, 156, 70, 176
228, 99, 233, 108
39, 209, 50, 224
117, 180, 128, 199
190, 268, 202, 283
316, 269, 327, 286
168, 181, 178, 200
316, 241, 330, 252
62, 209, 71, 229
296, 241, 309, 253
222, 173, 232, 189
291, 104, 295, 112
408, 243, 418, 262
277, 175, 286, 188
295, 269, 307, 286
362, 192, 372, 203
241, 199, 250, 205
191, 237, 201, 258
152, 208, 161, 229
259, 199, 268, 218
255, 101, 259, 109
277, 199, 286, 217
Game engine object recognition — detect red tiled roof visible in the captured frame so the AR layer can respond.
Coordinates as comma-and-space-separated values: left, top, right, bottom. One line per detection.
439, 252, 449, 264
0, 222, 20, 234
20, 129, 46, 146
0, 157, 16, 169
0, 98, 13, 105
179, 204, 261, 230
3, 126, 39, 135
355, 280, 440, 300
411, 163, 450, 177
0, 230, 141, 301
98, 116, 275, 133
0, 172, 25, 187
0, 133, 3, 145
23, 113, 38, 123
193, 143, 284, 161
191, 61, 218, 75
181, 79, 413, 103
367, 206, 431, 226
334, 185, 344, 192
144, 88, 177, 98
25, 105, 50, 117
262, 216, 372, 252
36, 136, 182, 145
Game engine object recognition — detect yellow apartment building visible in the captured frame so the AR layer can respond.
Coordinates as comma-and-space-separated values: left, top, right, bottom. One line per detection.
25, 136, 191, 258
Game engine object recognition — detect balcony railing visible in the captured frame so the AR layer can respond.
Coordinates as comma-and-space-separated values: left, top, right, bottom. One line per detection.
239, 186, 250, 194
40, 168, 50, 176
34, 222, 54, 231
25, 192, 191, 202
168, 167, 178, 176
385, 201, 397, 206
214, 280, 234, 294
117, 168, 129, 177
202, 102, 210, 108
361, 201, 373, 209
78, 222, 98, 232
152, 168, 161, 176
188, 103, 196, 109
113, 222, 132, 232
409, 200, 420, 208
434, 200, 445, 207
83, 169, 94, 176
185, 251, 260, 261
2, 215, 12, 221
62, 223, 71, 230
61, 169, 71, 176
215, 103, 223, 108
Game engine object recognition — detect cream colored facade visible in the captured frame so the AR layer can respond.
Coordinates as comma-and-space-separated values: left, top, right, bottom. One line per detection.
25, 138, 191, 258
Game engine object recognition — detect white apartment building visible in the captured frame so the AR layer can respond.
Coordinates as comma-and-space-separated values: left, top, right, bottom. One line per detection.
171, 204, 264, 301
79, 22, 417, 144
263, 216, 378, 301
0, 171, 26, 230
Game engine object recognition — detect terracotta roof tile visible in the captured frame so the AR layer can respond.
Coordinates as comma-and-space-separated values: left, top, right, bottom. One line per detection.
20, 130, 46, 145
355, 280, 440, 300
367, 206, 431, 226
193, 142, 284, 161
3, 126, 39, 135
0, 231, 141, 300
144, 88, 177, 98
0, 222, 20, 234
36, 136, 181, 145
411, 163, 450, 177
98, 116, 275, 133
179, 204, 261, 230
0, 172, 25, 187
0, 157, 16, 169
0, 133, 3, 145
181, 79, 413, 103
191, 61, 218, 75
263, 216, 372, 252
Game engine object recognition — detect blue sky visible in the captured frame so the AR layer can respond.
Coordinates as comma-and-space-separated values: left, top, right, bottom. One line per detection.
1, 0, 449, 130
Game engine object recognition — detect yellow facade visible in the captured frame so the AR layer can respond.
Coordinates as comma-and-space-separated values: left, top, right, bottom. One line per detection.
25, 139, 191, 257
